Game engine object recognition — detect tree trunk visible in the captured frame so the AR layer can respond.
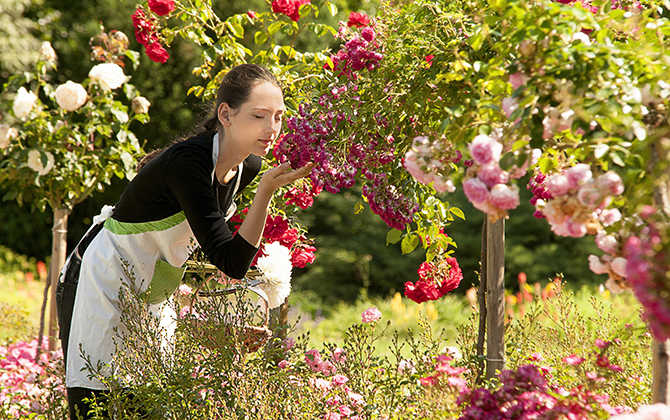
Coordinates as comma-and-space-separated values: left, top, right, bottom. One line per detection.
486, 217, 505, 379
48, 209, 69, 351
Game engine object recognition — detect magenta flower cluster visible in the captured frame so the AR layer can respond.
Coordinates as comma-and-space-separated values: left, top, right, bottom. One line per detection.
527, 171, 554, 219
623, 206, 670, 341
0, 337, 63, 418
276, 27, 418, 230
457, 363, 627, 419
330, 26, 383, 79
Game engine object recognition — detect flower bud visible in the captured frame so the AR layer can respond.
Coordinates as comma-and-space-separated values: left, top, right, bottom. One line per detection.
131, 96, 151, 114
41, 41, 57, 62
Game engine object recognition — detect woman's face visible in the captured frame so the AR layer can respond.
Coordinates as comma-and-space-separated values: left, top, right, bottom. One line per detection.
219, 81, 285, 157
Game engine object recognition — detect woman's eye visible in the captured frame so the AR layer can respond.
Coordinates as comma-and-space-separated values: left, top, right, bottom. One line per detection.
255, 115, 264, 119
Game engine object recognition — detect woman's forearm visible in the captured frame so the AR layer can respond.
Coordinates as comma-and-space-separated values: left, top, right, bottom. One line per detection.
236, 185, 273, 248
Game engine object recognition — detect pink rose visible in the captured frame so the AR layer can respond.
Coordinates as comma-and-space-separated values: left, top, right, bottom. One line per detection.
563, 355, 586, 365
361, 307, 382, 323
278, 360, 289, 369
596, 171, 624, 196
502, 97, 519, 118
588, 255, 610, 275
542, 201, 566, 226
565, 164, 592, 190
546, 174, 570, 197
488, 184, 520, 210
610, 257, 627, 278
477, 164, 509, 188
462, 177, 489, 203
178, 284, 192, 296
508, 72, 529, 89
599, 208, 622, 226
331, 374, 349, 386
565, 219, 587, 238
595, 231, 618, 254
468, 134, 502, 165
577, 185, 603, 207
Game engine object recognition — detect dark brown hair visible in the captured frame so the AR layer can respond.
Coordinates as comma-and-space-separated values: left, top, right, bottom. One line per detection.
137, 64, 281, 171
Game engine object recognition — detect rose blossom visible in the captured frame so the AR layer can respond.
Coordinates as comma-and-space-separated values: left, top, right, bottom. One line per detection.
577, 185, 602, 207
131, 96, 151, 114
502, 97, 519, 118
462, 177, 489, 203
331, 374, 349, 386
477, 164, 509, 188
563, 354, 585, 365
595, 231, 618, 254
565, 164, 592, 189
588, 254, 610, 275
145, 41, 169, 63
55, 81, 87, 112
13, 87, 38, 120
272, 0, 296, 16
27, 150, 55, 176
89, 63, 126, 91
347, 11, 370, 28
40, 41, 57, 61
177, 284, 192, 296
0, 125, 18, 149
545, 174, 570, 197
148, 0, 175, 16
599, 208, 622, 226
468, 134, 502, 165
361, 307, 382, 323
610, 257, 627, 278
488, 183, 520, 210
508, 72, 529, 89
596, 171, 624, 196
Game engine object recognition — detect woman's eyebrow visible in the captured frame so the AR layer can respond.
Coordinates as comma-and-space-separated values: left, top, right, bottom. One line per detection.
252, 106, 285, 113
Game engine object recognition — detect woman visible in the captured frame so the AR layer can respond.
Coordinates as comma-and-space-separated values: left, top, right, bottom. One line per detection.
56, 64, 312, 419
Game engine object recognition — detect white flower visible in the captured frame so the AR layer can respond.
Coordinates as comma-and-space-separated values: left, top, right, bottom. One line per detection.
131, 96, 151, 114
55, 81, 87, 112
13, 87, 38, 120
0, 125, 18, 149
27, 150, 55, 176
40, 41, 57, 62
89, 63, 126, 91
256, 242, 292, 309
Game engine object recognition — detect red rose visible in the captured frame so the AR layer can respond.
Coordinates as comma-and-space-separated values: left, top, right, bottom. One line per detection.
347, 11, 370, 28
148, 0, 175, 16
287, 0, 310, 22
425, 54, 434, 67
291, 245, 316, 268
272, 0, 296, 16
132, 8, 155, 47
145, 41, 169, 63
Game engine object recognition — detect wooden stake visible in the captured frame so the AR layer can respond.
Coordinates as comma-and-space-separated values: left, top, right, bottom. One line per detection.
486, 217, 505, 380
476, 219, 488, 385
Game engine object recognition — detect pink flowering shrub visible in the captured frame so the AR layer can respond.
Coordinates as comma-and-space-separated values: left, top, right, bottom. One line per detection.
0, 337, 65, 418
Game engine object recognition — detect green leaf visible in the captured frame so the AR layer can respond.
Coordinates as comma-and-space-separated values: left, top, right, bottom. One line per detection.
450, 207, 465, 220
228, 21, 244, 38
386, 229, 402, 245
268, 21, 284, 36
325, 1, 338, 16
401, 234, 420, 254
254, 31, 268, 45
354, 201, 364, 214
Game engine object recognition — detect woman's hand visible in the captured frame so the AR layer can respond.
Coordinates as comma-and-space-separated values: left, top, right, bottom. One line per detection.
258, 162, 314, 194
237, 162, 313, 247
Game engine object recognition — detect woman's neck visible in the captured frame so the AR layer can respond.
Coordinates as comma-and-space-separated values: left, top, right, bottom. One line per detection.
215, 129, 247, 184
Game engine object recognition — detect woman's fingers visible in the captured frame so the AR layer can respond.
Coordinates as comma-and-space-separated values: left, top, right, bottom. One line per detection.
262, 162, 314, 189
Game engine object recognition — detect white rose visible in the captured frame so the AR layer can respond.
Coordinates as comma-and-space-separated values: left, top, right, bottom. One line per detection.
55, 81, 88, 112
27, 150, 55, 176
131, 96, 151, 114
0, 125, 18, 149
13, 87, 38, 120
88, 63, 126, 91
41, 41, 57, 62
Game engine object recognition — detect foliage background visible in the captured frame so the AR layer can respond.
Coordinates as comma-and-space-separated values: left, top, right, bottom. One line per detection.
1, 0, 605, 305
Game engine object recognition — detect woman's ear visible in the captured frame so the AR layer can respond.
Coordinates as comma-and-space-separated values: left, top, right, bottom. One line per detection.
218, 103, 231, 127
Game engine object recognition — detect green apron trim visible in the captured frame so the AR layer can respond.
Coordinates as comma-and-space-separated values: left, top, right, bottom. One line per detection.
140, 259, 186, 305
104, 212, 187, 235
